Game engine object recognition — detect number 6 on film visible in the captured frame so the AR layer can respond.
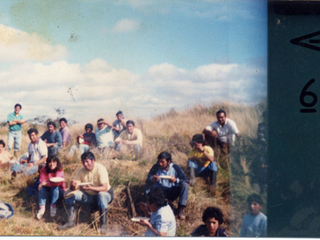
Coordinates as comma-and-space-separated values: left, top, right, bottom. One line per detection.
300, 78, 317, 113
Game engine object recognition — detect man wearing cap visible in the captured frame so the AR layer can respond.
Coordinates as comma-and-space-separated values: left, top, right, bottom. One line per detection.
7, 103, 25, 157
188, 134, 217, 187
144, 151, 189, 220
95, 118, 114, 151
203, 109, 239, 160
58, 151, 113, 234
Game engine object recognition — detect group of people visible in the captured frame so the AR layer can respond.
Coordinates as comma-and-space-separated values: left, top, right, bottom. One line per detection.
0, 103, 267, 237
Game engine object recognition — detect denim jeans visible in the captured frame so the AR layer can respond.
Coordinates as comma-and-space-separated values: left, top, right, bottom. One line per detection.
144, 181, 189, 207
38, 186, 64, 206
65, 190, 113, 209
7, 130, 22, 152
48, 145, 60, 156
68, 144, 90, 158
188, 159, 218, 173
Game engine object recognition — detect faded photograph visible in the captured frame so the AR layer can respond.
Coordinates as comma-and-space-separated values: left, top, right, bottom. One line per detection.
0, 0, 267, 237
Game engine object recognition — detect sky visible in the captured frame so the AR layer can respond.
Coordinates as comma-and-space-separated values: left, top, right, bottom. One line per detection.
0, 0, 267, 123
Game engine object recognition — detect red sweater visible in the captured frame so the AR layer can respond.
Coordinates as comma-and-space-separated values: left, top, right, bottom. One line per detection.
39, 167, 67, 191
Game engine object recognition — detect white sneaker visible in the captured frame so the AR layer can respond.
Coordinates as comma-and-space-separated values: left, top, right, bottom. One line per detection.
37, 207, 45, 220
50, 205, 57, 217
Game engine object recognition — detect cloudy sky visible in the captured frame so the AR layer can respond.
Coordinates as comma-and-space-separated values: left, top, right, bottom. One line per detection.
0, 0, 267, 123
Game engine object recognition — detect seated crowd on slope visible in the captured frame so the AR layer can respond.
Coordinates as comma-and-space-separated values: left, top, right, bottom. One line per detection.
0, 103, 267, 237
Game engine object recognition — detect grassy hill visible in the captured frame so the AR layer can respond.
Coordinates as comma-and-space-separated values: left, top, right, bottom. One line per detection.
0, 101, 267, 236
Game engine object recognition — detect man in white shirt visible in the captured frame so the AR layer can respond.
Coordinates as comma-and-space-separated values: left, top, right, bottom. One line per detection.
203, 109, 239, 163
95, 118, 114, 151
115, 120, 142, 153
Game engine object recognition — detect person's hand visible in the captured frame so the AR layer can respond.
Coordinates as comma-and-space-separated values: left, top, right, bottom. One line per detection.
27, 162, 34, 167
139, 219, 151, 227
169, 175, 176, 183
151, 175, 159, 182
38, 183, 43, 191
70, 180, 78, 190
78, 134, 83, 138
81, 184, 92, 190
20, 159, 27, 164
46, 143, 53, 148
122, 140, 129, 145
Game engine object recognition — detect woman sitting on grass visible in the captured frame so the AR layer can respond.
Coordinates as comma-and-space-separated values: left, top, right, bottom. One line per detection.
37, 155, 66, 220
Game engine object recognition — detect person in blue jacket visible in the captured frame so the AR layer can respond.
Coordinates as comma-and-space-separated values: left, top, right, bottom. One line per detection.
144, 151, 189, 220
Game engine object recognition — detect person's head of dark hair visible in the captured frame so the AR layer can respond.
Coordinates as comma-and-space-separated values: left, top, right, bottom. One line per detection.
190, 134, 206, 146
45, 155, 63, 173
27, 128, 38, 136
47, 121, 56, 129
59, 118, 67, 124
247, 193, 263, 205
0, 140, 6, 148
97, 118, 104, 123
116, 111, 123, 117
126, 120, 135, 126
85, 123, 93, 131
157, 151, 172, 163
146, 187, 167, 208
216, 109, 226, 117
81, 151, 95, 162
202, 207, 224, 225
14, 103, 22, 109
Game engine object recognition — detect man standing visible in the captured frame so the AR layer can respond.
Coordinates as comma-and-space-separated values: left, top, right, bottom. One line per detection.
144, 151, 189, 220
41, 121, 62, 156
58, 151, 113, 235
7, 103, 25, 157
112, 111, 127, 139
115, 120, 142, 152
59, 118, 71, 148
203, 109, 239, 164
95, 118, 114, 150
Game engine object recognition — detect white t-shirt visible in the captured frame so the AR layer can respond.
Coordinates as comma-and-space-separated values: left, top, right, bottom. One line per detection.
95, 126, 114, 148
205, 118, 239, 144
28, 138, 48, 163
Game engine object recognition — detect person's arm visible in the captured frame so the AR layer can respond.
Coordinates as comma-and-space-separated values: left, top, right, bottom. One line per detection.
126, 129, 142, 145
103, 120, 114, 129
115, 131, 125, 143
139, 219, 167, 236
28, 155, 47, 167
38, 168, 49, 190
203, 128, 218, 138
56, 131, 63, 147
203, 148, 214, 163
146, 164, 159, 185
14, 119, 25, 124
173, 164, 189, 183
82, 182, 108, 192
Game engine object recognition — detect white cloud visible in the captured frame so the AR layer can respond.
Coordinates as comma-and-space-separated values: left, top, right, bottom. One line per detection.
0, 24, 67, 62
112, 19, 140, 33
0, 58, 266, 123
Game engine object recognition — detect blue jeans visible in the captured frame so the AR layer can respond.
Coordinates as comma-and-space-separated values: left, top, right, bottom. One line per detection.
188, 160, 217, 174
115, 143, 141, 153
11, 163, 38, 177
144, 181, 189, 207
7, 130, 22, 151
48, 145, 60, 156
38, 186, 64, 206
68, 144, 90, 158
65, 190, 113, 210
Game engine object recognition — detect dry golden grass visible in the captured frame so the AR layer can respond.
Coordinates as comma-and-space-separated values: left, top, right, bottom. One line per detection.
0, 101, 266, 236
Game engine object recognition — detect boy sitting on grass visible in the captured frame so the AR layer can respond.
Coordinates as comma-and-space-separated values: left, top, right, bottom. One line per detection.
240, 193, 267, 237
190, 206, 228, 237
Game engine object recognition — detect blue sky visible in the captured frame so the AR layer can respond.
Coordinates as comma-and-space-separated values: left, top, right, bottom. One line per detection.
0, 0, 267, 123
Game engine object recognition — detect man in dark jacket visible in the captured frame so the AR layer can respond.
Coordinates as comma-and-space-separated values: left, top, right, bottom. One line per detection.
144, 151, 189, 220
